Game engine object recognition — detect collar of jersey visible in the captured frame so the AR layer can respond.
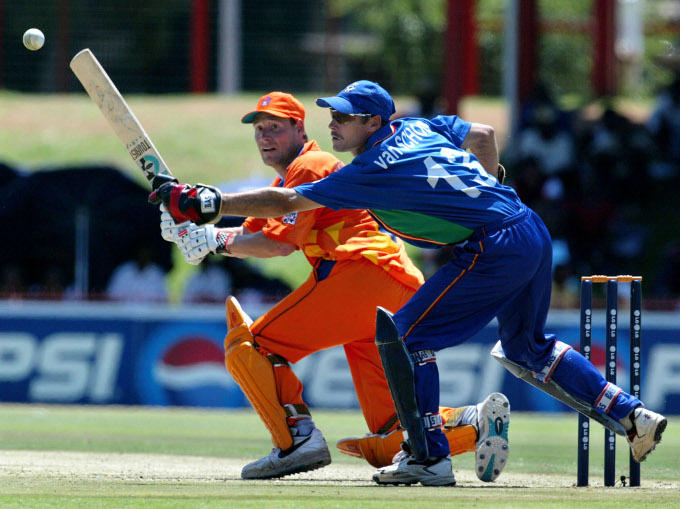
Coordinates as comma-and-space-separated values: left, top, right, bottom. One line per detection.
366, 123, 396, 150
280, 140, 319, 186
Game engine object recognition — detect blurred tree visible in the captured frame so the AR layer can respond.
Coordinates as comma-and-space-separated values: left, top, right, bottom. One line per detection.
330, 0, 446, 93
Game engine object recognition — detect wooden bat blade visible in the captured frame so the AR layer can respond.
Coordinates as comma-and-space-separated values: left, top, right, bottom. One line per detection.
69, 48, 173, 182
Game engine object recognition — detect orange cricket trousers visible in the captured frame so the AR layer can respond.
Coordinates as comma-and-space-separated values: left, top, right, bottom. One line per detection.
251, 257, 414, 434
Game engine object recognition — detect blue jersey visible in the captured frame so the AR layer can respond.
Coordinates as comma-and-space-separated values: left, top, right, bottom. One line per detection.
294, 115, 523, 248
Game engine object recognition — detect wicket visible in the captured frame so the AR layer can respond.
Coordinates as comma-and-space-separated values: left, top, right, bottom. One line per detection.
577, 275, 642, 487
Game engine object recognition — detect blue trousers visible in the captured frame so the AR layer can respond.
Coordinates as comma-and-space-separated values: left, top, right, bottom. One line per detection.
393, 207, 641, 457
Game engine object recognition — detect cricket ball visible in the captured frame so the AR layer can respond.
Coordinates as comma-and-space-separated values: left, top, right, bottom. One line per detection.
23, 28, 45, 51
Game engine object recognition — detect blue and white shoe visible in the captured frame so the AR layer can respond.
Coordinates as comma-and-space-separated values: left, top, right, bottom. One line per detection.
475, 392, 510, 482
373, 453, 456, 486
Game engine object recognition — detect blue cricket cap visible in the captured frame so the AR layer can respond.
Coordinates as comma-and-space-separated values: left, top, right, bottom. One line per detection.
316, 80, 395, 122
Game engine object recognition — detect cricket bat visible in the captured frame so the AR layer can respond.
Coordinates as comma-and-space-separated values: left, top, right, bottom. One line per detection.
69, 48, 173, 183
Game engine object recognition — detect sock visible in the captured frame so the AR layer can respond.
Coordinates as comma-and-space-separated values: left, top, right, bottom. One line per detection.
290, 416, 314, 438
446, 405, 478, 432
620, 406, 643, 436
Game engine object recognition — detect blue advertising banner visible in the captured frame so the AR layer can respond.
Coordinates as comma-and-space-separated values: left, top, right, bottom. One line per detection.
1, 302, 678, 413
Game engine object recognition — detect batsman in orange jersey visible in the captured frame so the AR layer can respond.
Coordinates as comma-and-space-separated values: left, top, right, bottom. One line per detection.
155, 92, 510, 481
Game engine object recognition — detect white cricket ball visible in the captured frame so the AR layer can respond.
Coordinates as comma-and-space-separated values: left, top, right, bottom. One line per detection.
23, 28, 45, 51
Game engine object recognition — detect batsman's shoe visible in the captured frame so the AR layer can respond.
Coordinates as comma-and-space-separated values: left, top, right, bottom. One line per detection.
241, 428, 331, 479
372, 454, 455, 487
475, 392, 510, 482
627, 407, 667, 463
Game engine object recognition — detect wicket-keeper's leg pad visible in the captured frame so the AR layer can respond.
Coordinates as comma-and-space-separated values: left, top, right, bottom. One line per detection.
336, 418, 476, 467
226, 295, 253, 330
490, 341, 627, 435
375, 307, 429, 461
549, 344, 641, 421
225, 324, 295, 450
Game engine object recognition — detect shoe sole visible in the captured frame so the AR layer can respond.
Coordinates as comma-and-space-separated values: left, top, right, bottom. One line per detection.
372, 460, 456, 487
636, 418, 667, 463
476, 393, 510, 482
373, 476, 456, 487
242, 455, 331, 480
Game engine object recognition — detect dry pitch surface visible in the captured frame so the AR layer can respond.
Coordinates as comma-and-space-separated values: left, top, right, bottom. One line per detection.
1, 449, 677, 489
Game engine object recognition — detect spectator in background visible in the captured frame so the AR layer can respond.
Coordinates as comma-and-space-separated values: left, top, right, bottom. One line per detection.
510, 82, 575, 177
514, 103, 576, 177
182, 257, 233, 304
518, 82, 570, 131
106, 243, 167, 302
582, 106, 653, 204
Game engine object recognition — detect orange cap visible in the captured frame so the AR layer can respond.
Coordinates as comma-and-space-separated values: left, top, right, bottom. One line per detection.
241, 92, 306, 123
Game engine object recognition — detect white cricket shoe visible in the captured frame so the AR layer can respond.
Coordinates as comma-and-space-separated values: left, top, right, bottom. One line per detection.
241, 428, 331, 479
627, 407, 667, 463
475, 392, 510, 482
373, 454, 455, 486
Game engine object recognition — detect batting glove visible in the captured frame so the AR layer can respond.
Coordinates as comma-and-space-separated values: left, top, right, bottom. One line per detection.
159, 204, 191, 243
175, 223, 235, 265
149, 174, 222, 225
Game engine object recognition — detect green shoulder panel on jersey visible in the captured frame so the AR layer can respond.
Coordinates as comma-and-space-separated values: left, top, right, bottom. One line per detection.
371, 209, 474, 247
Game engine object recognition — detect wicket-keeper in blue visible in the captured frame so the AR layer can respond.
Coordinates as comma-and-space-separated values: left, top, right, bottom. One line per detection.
151, 81, 667, 487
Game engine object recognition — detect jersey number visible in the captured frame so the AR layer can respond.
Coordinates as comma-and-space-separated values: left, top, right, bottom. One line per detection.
424, 147, 496, 198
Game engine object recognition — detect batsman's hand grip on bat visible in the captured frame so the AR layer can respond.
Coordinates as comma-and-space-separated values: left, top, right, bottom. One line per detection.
148, 174, 222, 225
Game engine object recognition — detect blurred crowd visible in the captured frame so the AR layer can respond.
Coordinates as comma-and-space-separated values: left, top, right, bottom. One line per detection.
0, 164, 291, 306
500, 78, 680, 309
0, 242, 291, 307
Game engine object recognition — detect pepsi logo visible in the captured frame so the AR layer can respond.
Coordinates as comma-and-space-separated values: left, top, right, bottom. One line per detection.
154, 337, 230, 390
136, 324, 246, 407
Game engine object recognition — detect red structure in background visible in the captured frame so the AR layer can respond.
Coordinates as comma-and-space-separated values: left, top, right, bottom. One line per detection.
0, 2, 3, 88
444, 0, 619, 113
593, 0, 617, 97
444, 0, 478, 115
190, 0, 210, 93
517, 0, 539, 103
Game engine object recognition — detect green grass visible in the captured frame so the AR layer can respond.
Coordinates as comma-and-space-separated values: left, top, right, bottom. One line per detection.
0, 90, 355, 183
0, 404, 677, 507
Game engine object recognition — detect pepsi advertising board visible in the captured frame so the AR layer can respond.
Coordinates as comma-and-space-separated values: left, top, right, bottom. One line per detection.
0, 302, 678, 413
0, 302, 246, 408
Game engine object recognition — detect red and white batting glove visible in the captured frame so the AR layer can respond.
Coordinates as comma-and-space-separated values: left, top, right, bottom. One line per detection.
149, 174, 222, 225
175, 223, 236, 265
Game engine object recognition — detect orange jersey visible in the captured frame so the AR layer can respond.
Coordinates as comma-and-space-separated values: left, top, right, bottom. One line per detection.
242, 141, 423, 290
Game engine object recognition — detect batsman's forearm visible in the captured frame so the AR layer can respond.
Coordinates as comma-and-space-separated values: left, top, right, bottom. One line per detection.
230, 231, 296, 258
219, 187, 320, 218
470, 138, 499, 176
